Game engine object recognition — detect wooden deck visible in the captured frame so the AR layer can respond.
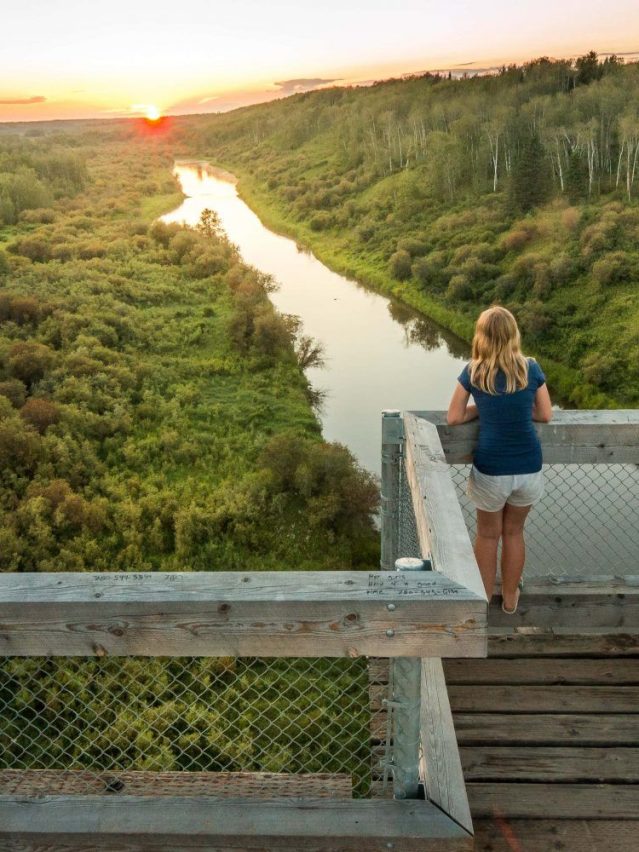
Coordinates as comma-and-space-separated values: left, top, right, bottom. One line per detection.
369, 617, 639, 850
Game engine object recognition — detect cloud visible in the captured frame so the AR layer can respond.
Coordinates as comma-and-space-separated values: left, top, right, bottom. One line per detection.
0, 95, 46, 105
274, 78, 339, 95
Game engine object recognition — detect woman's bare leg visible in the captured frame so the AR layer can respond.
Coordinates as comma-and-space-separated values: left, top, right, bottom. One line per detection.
474, 509, 503, 600
501, 503, 532, 610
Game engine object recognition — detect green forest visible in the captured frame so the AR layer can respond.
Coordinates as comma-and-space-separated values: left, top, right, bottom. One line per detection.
0, 125, 378, 573
185, 52, 639, 407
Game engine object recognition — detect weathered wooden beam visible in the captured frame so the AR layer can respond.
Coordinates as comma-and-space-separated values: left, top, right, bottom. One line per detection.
448, 684, 639, 713
420, 658, 473, 835
371, 656, 639, 686
461, 746, 639, 783
0, 796, 473, 850
413, 410, 639, 464
0, 770, 352, 799
467, 783, 639, 820
489, 579, 639, 629
487, 627, 639, 657
454, 713, 639, 746
446, 656, 639, 685
473, 820, 639, 852
0, 571, 486, 658
402, 413, 487, 604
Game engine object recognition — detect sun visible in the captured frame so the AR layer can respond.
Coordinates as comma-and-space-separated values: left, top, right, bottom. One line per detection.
145, 104, 161, 122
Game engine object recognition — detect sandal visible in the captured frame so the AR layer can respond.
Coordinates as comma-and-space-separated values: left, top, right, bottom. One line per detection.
501, 584, 521, 615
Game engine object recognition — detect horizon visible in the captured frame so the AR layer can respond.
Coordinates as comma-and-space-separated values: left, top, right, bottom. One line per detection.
2, 0, 639, 123
2, 49, 638, 128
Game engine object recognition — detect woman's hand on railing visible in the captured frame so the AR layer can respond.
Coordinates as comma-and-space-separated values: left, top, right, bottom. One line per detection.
446, 384, 479, 426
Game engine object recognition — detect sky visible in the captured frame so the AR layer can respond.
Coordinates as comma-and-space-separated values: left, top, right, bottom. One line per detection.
2, 0, 638, 123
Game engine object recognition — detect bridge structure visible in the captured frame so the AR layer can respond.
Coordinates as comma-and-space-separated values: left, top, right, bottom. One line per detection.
0, 410, 637, 850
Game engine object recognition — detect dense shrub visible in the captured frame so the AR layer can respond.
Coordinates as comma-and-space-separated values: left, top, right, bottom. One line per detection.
549, 253, 577, 285
411, 251, 447, 290
581, 352, 625, 389
7, 341, 56, 387
7, 296, 43, 325
500, 223, 537, 252
0, 418, 41, 474
259, 433, 378, 535
389, 249, 412, 281
19, 208, 56, 224
19, 398, 60, 434
149, 219, 180, 247
580, 219, 617, 256
11, 237, 52, 263
309, 211, 333, 231
591, 251, 633, 286
0, 379, 27, 408
446, 274, 473, 300
396, 237, 428, 257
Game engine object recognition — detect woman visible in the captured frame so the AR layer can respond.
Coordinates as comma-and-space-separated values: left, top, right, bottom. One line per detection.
447, 306, 552, 614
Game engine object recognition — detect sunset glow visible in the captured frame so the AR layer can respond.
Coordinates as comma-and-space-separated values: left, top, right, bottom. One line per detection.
1, 0, 638, 122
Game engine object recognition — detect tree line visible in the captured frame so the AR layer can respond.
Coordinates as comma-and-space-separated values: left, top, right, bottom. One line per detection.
182, 52, 639, 406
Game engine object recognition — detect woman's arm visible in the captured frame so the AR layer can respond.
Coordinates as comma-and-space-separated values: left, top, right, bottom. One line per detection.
532, 384, 553, 422
447, 382, 478, 426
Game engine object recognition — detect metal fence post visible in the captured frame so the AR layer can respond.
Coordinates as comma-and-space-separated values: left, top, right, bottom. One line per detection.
381, 410, 402, 571
391, 558, 425, 799
381, 410, 422, 800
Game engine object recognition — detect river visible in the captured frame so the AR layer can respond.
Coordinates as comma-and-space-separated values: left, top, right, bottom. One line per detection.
160, 162, 639, 578
162, 162, 469, 475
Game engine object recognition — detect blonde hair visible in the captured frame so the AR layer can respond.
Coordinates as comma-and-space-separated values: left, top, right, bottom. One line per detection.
469, 306, 528, 394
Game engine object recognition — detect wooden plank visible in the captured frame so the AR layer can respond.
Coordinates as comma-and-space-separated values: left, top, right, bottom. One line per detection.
467, 783, 639, 819
372, 657, 639, 685
0, 571, 486, 658
487, 628, 639, 657
453, 713, 639, 746
0, 796, 473, 851
413, 410, 639, 464
368, 657, 391, 684
370, 710, 388, 741
445, 657, 639, 684
0, 770, 352, 798
403, 413, 487, 603
420, 658, 473, 834
460, 747, 639, 783
473, 819, 639, 852
488, 587, 639, 629
448, 685, 639, 713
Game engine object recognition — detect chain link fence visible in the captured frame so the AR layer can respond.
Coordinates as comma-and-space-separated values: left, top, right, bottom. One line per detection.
0, 655, 377, 799
397, 444, 639, 579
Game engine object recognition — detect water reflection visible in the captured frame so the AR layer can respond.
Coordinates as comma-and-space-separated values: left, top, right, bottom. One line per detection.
387, 301, 469, 358
163, 162, 470, 474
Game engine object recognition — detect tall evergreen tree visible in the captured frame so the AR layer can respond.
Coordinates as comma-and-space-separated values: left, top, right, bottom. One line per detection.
508, 132, 551, 212
565, 149, 590, 202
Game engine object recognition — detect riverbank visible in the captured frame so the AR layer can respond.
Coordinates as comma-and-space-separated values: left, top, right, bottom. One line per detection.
162, 162, 472, 472
201, 159, 618, 410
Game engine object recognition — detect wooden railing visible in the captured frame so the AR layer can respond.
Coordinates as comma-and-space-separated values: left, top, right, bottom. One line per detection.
7, 411, 634, 847
416, 409, 639, 465
412, 410, 639, 631
0, 567, 484, 850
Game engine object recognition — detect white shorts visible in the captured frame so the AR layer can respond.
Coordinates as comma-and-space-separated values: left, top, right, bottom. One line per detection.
466, 465, 544, 513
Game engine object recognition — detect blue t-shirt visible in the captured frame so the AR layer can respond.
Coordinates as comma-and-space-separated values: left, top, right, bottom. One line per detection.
457, 358, 546, 475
